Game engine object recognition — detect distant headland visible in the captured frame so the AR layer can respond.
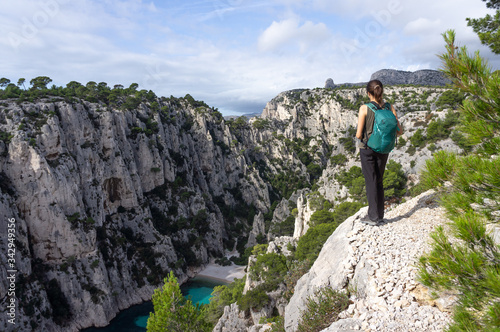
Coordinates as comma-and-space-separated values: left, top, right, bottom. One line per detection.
325, 69, 451, 89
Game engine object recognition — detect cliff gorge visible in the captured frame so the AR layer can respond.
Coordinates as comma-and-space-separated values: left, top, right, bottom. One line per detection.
0, 78, 461, 331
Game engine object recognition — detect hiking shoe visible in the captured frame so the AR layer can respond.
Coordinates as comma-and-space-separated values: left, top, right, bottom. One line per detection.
360, 216, 379, 226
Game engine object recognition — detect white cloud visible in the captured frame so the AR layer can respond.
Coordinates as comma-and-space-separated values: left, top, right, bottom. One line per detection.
403, 18, 442, 35
308, 0, 404, 19
257, 18, 330, 53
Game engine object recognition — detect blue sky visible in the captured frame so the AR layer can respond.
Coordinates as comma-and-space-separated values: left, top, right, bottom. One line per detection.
1, 0, 498, 115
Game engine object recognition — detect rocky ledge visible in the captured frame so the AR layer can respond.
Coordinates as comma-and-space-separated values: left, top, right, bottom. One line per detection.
285, 190, 453, 332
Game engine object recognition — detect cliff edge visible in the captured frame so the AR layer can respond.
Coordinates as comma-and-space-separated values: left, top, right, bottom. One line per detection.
285, 190, 453, 332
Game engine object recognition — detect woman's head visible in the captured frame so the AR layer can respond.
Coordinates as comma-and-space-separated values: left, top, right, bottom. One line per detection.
366, 79, 383, 105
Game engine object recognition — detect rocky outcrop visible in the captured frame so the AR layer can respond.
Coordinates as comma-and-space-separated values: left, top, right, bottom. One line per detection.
293, 192, 313, 239
325, 69, 449, 90
370, 69, 451, 86
325, 78, 335, 89
213, 303, 251, 332
285, 191, 452, 331
247, 213, 266, 248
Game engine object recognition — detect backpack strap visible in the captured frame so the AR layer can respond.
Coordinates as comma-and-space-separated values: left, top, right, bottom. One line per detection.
367, 101, 390, 111
362, 102, 377, 148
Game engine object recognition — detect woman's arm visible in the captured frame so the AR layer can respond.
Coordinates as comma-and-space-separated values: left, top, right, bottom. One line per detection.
391, 105, 403, 136
356, 105, 368, 139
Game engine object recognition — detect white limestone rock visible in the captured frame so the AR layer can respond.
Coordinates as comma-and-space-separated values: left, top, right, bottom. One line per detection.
212, 303, 250, 332
285, 191, 452, 332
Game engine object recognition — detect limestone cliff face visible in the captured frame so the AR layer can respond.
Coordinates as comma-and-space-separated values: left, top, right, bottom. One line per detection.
0, 97, 272, 331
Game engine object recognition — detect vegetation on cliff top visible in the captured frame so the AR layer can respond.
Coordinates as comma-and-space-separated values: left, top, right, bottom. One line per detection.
418, 21, 500, 332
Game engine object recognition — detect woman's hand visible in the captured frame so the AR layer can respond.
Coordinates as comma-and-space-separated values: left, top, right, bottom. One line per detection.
391, 105, 403, 136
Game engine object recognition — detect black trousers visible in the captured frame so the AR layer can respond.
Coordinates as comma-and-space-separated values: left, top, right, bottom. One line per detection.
360, 148, 389, 221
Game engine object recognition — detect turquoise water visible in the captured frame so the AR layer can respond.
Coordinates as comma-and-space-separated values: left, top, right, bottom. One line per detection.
81, 276, 226, 332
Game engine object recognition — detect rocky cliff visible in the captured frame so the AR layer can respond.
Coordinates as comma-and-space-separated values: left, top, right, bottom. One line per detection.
0, 96, 274, 331
325, 69, 450, 89
370, 69, 451, 86
0, 81, 461, 331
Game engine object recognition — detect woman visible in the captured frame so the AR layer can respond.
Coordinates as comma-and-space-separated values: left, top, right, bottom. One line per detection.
355, 79, 402, 226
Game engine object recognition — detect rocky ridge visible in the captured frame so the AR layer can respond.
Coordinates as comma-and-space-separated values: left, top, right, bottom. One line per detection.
325, 69, 450, 89
212, 190, 459, 332
370, 69, 451, 87
285, 190, 453, 331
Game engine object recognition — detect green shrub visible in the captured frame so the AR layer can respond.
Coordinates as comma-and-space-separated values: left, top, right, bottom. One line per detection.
331, 201, 365, 223
307, 192, 332, 211
295, 223, 337, 262
249, 253, 287, 290
310, 209, 335, 227
238, 285, 270, 311
435, 89, 466, 109
0, 130, 13, 144
306, 163, 322, 179
269, 171, 308, 199
397, 137, 407, 147
407, 181, 428, 197
339, 137, 356, 154
450, 130, 473, 153
382, 160, 407, 199
426, 112, 460, 143
410, 128, 426, 148
270, 215, 295, 237
284, 259, 313, 301
252, 118, 271, 130
252, 244, 268, 256
406, 144, 416, 156
214, 256, 232, 266
230, 246, 253, 265
426, 119, 450, 141
335, 166, 365, 199
205, 277, 245, 326
330, 153, 348, 166
296, 287, 350, 332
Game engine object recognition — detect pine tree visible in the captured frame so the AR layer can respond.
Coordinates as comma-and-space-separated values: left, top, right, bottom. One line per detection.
147, 271, 212, 332
466, 0, 500, 53
417, 30, 500, 331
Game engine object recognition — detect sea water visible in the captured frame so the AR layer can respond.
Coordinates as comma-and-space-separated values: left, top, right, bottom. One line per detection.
81, 276, 226, 332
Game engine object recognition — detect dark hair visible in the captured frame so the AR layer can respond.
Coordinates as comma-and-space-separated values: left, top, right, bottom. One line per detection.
366, 79, 384, 105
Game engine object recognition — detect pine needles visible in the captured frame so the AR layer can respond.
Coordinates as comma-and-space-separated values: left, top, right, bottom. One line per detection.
417, 30, 500, 332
